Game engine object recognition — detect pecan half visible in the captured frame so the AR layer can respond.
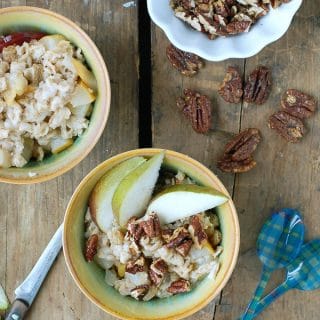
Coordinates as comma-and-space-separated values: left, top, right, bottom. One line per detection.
244, 66, 272, 104
218, 66, 243, 103
131, 285, 149, 300
226, 20, 252, 34
166, 44, 203, 77
217, 156, 256, 173
268, 111, 304, 143
224, 128, 261, 161
281, 89, 317, 119
167, 279, 191, 294
166, 227, 190, 249
149, 259, 168, 286
126, 256, 146, 274
127, 217, 145, 242
188, 215, 208, 248
217, 128, 261, 173
177, 89, 212, 134
141, 213, 161, 238
85, 234, 98, 262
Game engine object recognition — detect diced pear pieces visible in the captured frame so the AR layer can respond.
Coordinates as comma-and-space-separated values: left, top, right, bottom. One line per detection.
0, 149, 11, 168
89, 156, 147, 233
51, 137, 73, 154
39, 34, 66, 50
71, 103, 92, 118
70, 81, 96, 107
146, 184, 229, 225
112, 152, 165, 227
72, 58, 97, 92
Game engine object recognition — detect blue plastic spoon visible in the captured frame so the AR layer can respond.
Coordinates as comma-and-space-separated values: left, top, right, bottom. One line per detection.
252, 239, 320, 318
241, 208, 305, 320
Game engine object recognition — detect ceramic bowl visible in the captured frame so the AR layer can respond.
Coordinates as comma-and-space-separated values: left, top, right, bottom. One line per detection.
0, 6, 111, 184
63, 148, 240, 320
147, 0, 303, 61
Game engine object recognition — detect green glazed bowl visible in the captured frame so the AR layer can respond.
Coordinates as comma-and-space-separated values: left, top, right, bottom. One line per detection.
63, 148, 240, 320
0, 6, 111, 184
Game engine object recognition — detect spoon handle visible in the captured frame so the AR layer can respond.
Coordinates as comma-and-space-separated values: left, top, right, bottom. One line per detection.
241, 267, 272, 320
253, 282, 291, 318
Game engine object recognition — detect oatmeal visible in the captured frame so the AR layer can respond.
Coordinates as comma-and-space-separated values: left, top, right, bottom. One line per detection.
84, 170, 224, 301
0, 32, 97, 168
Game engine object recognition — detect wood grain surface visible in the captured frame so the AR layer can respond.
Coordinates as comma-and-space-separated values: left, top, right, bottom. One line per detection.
0, 0, 319, 319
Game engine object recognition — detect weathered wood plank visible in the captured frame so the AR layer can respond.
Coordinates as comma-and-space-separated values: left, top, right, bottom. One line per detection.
0, 1, 139, 319
151, 25, 244, 319
214, 1, 320, 319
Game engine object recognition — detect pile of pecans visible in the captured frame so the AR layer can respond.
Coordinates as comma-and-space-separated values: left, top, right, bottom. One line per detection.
170, 0, 291, 40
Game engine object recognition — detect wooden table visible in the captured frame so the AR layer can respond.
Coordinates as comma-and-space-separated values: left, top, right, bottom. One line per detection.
0, 0, 319, 319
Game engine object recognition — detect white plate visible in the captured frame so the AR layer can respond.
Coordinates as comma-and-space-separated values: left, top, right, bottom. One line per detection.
147, 0, 303, 61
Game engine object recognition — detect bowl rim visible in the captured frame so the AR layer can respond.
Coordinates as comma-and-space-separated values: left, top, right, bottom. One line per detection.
0, 6, 111, 184
63, 148, 240, 320
147, 0, 303, 61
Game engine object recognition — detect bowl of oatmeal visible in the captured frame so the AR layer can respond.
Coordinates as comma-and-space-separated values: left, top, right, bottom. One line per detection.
0, 6, 110, 183
147, 0, 302, 61
63, 149, 240, 320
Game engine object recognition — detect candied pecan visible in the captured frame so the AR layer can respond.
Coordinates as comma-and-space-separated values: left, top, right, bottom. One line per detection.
149, 259, 168, 286
127, 217, 145, 242
217, 155, 256, 173
176, 239, 193, 257
281, 89, 317, 119
141, 213, 161, 238
161, 228, 174, 243
213, 0, 231, 18
177, 89, 212, 134
243, 66, 272, 104
166, 44, 203, 77
167, 279, 191, 294
218, 66, 243, 103
85, 234, 98, 262
226, 20, 252, 34
223, 128, 261, 161
268, 111, 304, 143
166, 227, 191, 249
126, 256, 146, 274
131, 285, 149, 300
188, 215, 208, 248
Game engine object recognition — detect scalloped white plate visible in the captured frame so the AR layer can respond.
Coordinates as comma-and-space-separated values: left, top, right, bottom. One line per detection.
147, 0, 302, 61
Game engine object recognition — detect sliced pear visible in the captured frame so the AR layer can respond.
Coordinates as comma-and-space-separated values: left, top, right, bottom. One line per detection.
71, 103, 92, 118
72, 58, 97, 92
22, 138, 34, 162
51, 137, 73, 154
70, 81, 96, 107
0, 284, 9, 313
89, 156, 146, 233
0, 149, 11, 168
39, 34, 66, 50
112, 151, 165, 227
146, 184, 228, 224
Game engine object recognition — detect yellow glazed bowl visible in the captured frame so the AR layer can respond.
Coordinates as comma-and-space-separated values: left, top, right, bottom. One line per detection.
63, 148, 240, 320
0, 6, 111, 184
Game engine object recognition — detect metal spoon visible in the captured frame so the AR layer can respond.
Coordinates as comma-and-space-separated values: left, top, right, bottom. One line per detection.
241, 208, 305, 320
252, 239, 320, 318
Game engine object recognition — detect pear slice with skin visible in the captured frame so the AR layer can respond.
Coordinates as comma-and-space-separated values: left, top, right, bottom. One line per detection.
112, 151, 165, 227
89, 156, 146, 233
146, 184, 228, 224
0, 284, 9, 314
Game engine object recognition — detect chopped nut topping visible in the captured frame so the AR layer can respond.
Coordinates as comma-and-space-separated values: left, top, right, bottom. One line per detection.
126, 256, 146, 274
161, 228, 174, 243
167, 279, 191, 294
149, 259, 168, 286
176, 239, 193, 257
127, 217, 145, 242
188, 215, 208, 248
166, 227, 191, 249
141, 213, 161, 238
131, 285, 149, 300
85, 234, 98, 262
